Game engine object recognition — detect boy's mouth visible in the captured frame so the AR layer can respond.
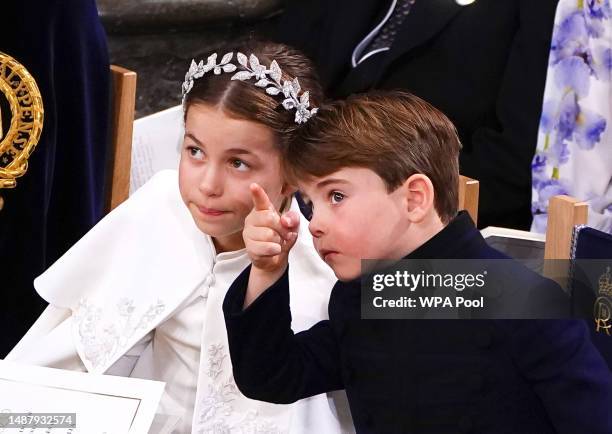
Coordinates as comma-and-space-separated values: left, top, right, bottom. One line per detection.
319, 248, 339, 262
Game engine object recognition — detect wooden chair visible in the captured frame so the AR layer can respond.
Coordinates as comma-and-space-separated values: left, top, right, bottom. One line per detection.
544, 195, 588, 260
458, 175, 479, 225
105, 65, 137, 213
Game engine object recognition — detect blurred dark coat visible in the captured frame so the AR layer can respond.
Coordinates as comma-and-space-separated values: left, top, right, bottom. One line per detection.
272, 0, 559, 230
0, 0, 110, 356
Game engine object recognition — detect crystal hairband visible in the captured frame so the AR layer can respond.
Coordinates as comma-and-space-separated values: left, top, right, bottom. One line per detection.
182, 52, 318, 124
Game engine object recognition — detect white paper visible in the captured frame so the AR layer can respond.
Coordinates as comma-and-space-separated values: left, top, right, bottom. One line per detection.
130, 105, 183, 194
0, 361, 164, 434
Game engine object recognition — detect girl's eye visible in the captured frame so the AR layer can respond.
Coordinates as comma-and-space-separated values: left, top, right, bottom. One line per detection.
231, 159, 250, 171
187, 146, 204, 160
330, 191, 345, 204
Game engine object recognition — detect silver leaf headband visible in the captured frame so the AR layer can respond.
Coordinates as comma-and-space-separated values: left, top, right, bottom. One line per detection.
182, 52, 319, 124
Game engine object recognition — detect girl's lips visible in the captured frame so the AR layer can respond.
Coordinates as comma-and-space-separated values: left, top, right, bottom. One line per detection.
197, 205, 227, 216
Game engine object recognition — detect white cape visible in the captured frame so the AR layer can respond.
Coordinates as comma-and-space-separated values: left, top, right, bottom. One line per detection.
7, 170, 353, 433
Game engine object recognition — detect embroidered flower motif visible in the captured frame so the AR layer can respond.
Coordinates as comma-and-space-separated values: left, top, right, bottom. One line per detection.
195, 343, 285, 434
198, 381, 238, 423
198, 420, 232, 434
117, 298, 135, 316
74, 298, 165, 371
207, 343, 226, 379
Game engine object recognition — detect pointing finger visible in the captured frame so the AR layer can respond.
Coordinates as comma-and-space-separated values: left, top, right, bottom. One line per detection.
250, 183, 274, 211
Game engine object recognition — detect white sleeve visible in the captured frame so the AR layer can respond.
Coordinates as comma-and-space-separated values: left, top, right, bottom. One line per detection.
4, 305, 84, 371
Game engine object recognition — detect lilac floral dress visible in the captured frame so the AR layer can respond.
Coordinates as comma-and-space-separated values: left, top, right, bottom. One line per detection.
532, 0, 612, 233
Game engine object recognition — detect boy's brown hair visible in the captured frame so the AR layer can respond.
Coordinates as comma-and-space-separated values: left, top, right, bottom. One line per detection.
283, 91, 462, 224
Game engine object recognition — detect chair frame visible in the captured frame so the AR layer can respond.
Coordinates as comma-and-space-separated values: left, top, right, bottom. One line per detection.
105, 65, 137, 213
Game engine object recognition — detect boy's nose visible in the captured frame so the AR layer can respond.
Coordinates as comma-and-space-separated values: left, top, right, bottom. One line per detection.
308, 211, 325, 238
198, 166, 223, 196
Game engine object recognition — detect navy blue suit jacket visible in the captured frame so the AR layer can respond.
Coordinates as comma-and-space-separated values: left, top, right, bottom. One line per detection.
224, 212, 612, 433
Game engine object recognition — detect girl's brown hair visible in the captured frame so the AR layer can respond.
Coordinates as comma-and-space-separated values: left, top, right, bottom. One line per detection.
183, 40, 324, 148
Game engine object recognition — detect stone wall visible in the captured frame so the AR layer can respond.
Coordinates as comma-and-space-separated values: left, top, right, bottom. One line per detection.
102, 0, 282, 118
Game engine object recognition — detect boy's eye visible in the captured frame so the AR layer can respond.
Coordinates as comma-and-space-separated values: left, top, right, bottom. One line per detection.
230, 159, 250, 171
330, 191, 345, 204
187, 146, 204, 160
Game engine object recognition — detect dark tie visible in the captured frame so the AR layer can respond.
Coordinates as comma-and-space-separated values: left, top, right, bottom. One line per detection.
364, 0, 416, 54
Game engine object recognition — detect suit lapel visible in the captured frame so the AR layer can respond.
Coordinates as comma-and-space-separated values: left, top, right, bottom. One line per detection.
337, 0, 469, 93
323, 0, 391, 90
387, 0, 465, 62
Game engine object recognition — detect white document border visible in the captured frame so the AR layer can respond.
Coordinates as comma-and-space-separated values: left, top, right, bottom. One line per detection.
0, 360, 164, 433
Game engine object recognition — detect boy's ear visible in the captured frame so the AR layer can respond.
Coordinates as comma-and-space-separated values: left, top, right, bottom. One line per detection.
402, 174, 436, 223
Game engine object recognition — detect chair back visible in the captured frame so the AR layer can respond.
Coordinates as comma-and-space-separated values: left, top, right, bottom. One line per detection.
105, 65, 137, 213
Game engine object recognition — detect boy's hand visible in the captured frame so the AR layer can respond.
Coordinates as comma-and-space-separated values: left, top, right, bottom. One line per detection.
244, 183, 299, 271
243, 183, 299, 308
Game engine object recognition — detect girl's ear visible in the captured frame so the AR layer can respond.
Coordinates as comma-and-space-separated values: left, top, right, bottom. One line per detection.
403, 173, 436, 223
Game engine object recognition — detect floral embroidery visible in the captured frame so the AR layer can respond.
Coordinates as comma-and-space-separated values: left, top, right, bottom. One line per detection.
74, 297, 165, 371
206, 343, 226, 379
195, 344, 284, 434
532, 0, 611, 232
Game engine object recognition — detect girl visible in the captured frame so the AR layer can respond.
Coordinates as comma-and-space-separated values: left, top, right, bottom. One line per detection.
7, 41, 351, 434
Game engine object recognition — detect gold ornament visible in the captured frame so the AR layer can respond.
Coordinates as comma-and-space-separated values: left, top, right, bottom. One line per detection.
594, 266, 612, 336
0, 51, 44, 191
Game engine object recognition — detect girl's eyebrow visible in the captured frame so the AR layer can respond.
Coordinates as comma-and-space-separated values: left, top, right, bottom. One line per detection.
225, 148, 255, 155
184, 134, 263, 162
184, 132, 205, 147
224, 148, 263, 163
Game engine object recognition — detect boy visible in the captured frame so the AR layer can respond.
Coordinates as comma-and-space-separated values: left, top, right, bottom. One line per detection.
223, 91, 612, 433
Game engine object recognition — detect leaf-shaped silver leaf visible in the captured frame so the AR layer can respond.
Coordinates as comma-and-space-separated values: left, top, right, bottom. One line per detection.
292, 78, 301, 95
231, 71, 252, 81
220, 52, 233, 65
266, 86, 281, 95
223, 64, 237, 73
255, 79, 270, 87
269, 60, 282, 83
282, 80, 294, 97
182, 80, 193, 95
237, 52, 248, 67
300, 91, 310, 106
249, 54, 260, 70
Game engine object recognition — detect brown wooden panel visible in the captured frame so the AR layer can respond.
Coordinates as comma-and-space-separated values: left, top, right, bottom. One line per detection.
458, 175, 479, 225
106, 65, 137, 213
544, 195, 588, 260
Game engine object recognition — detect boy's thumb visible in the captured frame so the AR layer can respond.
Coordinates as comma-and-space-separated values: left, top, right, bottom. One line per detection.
281, 210, 300, 230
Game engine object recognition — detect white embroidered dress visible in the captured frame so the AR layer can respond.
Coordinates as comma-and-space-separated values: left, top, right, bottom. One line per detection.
7, 170, 353, 434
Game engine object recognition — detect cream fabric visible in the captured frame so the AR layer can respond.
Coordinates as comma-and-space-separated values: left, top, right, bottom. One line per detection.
7, 170, 353, 434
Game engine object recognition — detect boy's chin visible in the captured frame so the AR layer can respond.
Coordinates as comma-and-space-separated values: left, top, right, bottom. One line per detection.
331, 265, 361, 282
